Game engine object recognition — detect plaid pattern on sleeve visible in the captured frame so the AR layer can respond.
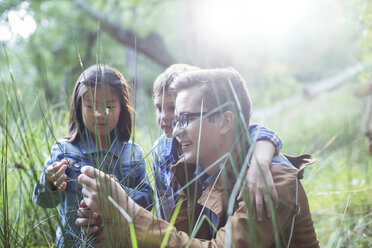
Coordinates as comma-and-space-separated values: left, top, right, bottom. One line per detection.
152, 135, 179, 220
249, 123, 283, 154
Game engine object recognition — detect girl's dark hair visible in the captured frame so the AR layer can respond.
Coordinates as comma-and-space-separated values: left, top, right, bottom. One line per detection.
66, 64, 133, 142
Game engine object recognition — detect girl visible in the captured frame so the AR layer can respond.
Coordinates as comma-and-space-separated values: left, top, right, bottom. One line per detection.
33, 64, 153, 247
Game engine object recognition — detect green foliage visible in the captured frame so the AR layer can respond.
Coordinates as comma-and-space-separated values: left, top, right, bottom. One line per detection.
0, 0, 371, 246
247, 64, 301, 109
258, 82, 372, 247
0, 79, 69, 246
2, 60, 371, 246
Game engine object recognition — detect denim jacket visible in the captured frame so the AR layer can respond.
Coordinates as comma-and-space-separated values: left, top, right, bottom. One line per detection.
33, 132, 153, 247
152, 123, 282, 220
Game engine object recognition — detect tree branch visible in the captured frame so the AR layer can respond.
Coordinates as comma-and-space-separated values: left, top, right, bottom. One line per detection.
73, 0, 176, 67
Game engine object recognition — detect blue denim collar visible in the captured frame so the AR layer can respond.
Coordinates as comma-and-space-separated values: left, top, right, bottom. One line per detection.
77, 129, 125, 158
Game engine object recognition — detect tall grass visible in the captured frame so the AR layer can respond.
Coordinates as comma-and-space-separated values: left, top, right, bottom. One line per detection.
258, 82, 372, 247
1, 41, 371, 247
0, 61, 66, 245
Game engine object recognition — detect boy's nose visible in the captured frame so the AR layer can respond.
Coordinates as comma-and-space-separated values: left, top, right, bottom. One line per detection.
172, 121, 183, 138
161, 111, 171, 122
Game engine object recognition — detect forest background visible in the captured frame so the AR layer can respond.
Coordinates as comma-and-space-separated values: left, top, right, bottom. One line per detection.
0, 0, 371, 247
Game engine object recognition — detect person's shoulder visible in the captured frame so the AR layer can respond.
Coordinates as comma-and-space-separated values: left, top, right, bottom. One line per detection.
52, 138, 85, 156
152, 134, 172, 152
47, 138, 79, 159
117, 140, 144, 161
51, 138, 72, 150
125, 141, 143, 151
153, 134, 171, 147
271, 153, 316, 185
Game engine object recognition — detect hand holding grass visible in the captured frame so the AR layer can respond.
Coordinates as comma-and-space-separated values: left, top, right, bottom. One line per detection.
46, 159, 68, 191
78, 166, 141, 224
76, 200, 103, 236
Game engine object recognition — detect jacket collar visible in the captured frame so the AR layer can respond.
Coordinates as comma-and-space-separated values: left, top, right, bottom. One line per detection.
171, 151, 316, 231
77, 129, 125, 158
171, 157, 231, 228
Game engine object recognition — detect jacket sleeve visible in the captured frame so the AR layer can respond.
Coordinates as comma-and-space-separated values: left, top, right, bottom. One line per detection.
32, 142, 64, 208
132, 199, 280, 247
131, 165, 319, 248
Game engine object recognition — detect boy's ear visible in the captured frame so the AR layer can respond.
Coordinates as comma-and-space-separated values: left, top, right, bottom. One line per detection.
220, 111, 234, 134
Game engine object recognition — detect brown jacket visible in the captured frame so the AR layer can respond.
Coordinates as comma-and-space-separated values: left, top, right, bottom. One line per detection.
133, 154, 319, 247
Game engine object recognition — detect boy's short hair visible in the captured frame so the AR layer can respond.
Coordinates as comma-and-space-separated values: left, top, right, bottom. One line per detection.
153, 64, 199, 97
169, 67, 252, 127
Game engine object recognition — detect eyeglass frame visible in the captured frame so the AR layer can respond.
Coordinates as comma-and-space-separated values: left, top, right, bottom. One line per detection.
171, 112, 214, 129
171, 101, 237, 130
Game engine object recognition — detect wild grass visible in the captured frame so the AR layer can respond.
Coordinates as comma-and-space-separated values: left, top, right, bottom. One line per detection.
257, 82, 372, 247
1, 53, 371, 247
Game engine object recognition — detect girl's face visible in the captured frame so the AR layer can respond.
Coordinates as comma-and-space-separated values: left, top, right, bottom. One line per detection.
154, 92, 175, 138
82, 86, 121, 141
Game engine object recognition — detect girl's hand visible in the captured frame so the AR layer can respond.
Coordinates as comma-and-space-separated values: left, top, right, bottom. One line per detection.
46, 159, 68, 191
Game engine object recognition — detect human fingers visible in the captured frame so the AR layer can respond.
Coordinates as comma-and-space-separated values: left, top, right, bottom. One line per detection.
46, 160, 67, 182
46, 162, 60, 182
108, 173, 119, 183
237, 191, 242, 201
264, 194, 272, 219
78, 173, 98, 191
75, 216, 93, 228
79, 199, 99, 221
54, 173, 67, 191
81, 187, 99, 212
249, 186, 255, 212
83, 225, 101, 236
75, 217, 101, 236
81, 166, 103, 179
80, 167, 116, 193
263, 185, 279, 218
255, 194, 264, 222
271, 185, 279, 209
237, 180, 248, 201
52, 162, 68, 190
77, 207, 93, 219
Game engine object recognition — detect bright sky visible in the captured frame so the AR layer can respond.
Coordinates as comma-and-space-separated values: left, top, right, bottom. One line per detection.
195, 0, 327, 48
0, 2, 36, 41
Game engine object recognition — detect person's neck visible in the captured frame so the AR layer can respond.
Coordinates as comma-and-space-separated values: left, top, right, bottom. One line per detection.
93, 135, 109, 151
203, 142, 231, 176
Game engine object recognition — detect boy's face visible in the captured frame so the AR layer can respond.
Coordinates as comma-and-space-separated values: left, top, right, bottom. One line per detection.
154, 92, 175, 138
82, 86, 121, 140
173, 86, 222, 170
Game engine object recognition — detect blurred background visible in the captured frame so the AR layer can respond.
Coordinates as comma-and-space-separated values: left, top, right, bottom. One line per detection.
0, 0, 371, 246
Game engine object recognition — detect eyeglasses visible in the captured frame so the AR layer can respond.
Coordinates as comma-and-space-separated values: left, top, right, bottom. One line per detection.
171, 112, 209, 129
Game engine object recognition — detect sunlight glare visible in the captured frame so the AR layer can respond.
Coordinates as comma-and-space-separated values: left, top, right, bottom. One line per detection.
197, 0, 312, 45
8, 10, 36, 40
0, 25, 12, 41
